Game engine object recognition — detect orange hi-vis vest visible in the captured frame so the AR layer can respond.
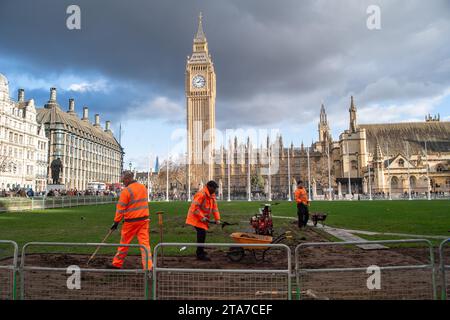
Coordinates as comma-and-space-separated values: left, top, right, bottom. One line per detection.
186, 186, 220, 230
295, 187, 309, 205
114, 181, 149, 223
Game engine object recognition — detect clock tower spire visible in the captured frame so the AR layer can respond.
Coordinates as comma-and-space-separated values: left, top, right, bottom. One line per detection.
195, 12, 206, 43
186, 13, 216, 188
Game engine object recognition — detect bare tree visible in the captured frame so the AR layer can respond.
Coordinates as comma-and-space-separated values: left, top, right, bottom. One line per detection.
154, 159, 187, 193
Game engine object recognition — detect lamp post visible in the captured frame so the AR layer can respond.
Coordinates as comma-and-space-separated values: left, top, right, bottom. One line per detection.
287, 148, 292, 201
268, 145, 272, 202
147, 155, 152, 201
187, 152, 191, 201
165, 156, 169, 202
346, 141, 351, 199
327, 143, 332, 201
355, 151, 359, 194
247, 141, 251, 202
406, 142, 412, 200
368, 154, 373, 201
307, 146, 311, 201
425, 141, 431, 201
227, 140, 231, 202
386, 143, 392, 200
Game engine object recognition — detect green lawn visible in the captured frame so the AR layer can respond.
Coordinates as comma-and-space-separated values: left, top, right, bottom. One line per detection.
0, 200, 448, 255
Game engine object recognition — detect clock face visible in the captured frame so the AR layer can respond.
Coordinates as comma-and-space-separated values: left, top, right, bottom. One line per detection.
192, 75, 206, 88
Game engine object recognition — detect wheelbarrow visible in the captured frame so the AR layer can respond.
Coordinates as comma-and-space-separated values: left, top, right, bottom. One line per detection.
227, 231, 292, 262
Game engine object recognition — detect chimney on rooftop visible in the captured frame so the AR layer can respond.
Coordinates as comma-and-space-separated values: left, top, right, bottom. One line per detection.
82, 106, 89, 120
94, 114, 100, 127
18, 89, 25, 102
68, 99, 75, 113
49, 87, 57, 101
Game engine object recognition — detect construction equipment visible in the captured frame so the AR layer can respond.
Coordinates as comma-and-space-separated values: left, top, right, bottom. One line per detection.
311, 212, 328, 227
250, 204, 274, 236
86, 228, 115, 266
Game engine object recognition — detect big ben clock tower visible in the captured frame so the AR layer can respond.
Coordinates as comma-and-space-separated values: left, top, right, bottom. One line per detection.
186, 12, 216, 188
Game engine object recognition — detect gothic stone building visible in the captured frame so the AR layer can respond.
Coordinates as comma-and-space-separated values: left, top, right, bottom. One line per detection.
37, 88, 124, 190
354, 114, 450, 197
208, 97, 450, 200
184, 15, 450, 199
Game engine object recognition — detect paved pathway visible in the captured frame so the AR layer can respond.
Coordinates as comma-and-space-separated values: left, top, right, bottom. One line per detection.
271, 215, 447, 249
271, 215, 386, 249
311, 224, 387, 249
336, 228, 448, 240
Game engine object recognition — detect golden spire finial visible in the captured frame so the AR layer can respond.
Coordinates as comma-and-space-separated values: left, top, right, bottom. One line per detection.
195, 12, 206, 41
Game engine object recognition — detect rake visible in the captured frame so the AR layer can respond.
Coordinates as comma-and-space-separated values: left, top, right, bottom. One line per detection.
86, 229, 115, 266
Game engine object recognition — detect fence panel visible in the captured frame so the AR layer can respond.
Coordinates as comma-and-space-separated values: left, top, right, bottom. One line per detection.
153, 243, 292, 300
295, 239, 436, 300
0, 196, 117, 212
20, 242, 150, 300
439, 239, 450, 300
0, 240, 18, 300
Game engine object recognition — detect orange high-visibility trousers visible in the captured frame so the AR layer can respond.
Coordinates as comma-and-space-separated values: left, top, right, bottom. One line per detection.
112, 220, 153, 270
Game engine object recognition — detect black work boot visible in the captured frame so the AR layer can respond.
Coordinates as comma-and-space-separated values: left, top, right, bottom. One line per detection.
196, 254, 211, 261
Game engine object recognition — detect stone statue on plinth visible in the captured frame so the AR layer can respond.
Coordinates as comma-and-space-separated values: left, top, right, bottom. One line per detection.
50, 158, 63, 185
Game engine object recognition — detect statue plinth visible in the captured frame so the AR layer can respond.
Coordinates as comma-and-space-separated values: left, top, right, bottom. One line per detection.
46, 184, 66, 192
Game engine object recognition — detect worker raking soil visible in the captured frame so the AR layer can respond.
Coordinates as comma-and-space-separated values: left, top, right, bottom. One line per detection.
108, 170, 152, 270
185, 180, 221, 261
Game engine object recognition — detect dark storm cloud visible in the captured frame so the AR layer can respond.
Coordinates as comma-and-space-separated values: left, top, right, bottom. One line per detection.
0, 0, 449, 129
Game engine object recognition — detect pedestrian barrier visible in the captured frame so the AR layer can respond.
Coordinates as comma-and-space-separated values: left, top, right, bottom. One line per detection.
152, 243, 292, 300
20, 242, 150, 300
0, 196, 117, 212
295, 239, 437, 300
0, 240, 18, 300
4, 239, 446, 300
439, 238, 450, 300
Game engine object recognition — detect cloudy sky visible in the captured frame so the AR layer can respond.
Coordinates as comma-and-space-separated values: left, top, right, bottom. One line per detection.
0, 0, 449, 170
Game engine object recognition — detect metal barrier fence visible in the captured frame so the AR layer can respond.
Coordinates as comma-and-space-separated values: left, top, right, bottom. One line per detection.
0, 196, 117, 212
295, 239, 437, 300
439, 239, 450, 300
0, 240, 18, 300
152, 243, 292, 300
20, 242, 150, 300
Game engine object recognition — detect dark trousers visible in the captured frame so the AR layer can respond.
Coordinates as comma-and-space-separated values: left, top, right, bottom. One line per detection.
195, 227, 207, 257
297, 203, 309, 228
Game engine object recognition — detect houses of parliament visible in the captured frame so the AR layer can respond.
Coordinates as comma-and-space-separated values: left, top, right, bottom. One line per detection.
185, 14, 450, 199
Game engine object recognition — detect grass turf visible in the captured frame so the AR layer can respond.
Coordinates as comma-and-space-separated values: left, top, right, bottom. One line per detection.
0, 200, 448, 255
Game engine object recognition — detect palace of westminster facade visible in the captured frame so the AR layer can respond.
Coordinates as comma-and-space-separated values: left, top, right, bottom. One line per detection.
185, 14, 450, 198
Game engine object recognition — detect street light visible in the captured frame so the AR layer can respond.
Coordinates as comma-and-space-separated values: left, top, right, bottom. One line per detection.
367, 153, 373, 201
355, 151, 359, 194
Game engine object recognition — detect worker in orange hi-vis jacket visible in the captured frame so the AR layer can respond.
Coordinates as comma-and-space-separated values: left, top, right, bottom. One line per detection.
109, 171, 152, 270
294, 180, 310, 228
186, 180, 221, 261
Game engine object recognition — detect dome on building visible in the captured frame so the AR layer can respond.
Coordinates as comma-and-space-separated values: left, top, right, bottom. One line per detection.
0, 73, 10, 101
